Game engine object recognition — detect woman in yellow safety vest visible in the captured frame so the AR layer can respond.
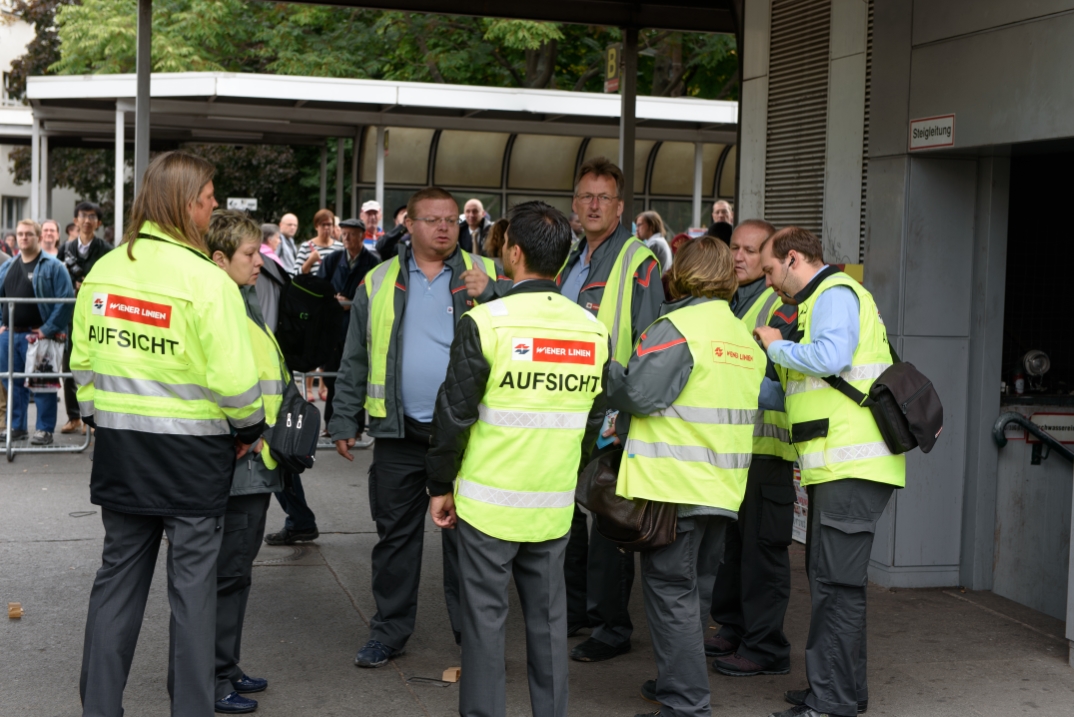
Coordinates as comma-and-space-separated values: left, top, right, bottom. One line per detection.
73, 151, 265, 717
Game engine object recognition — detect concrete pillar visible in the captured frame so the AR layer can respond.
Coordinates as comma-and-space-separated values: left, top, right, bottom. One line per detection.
351, 127, 360, 218
692, 142, 704, 228
319, 144, 327, 209
30, 116, 39, 220
822, 0, 869, 262
375, 126, 385, 213
115, 105, 125, 242
40, 134, 49, 220
619, 28, 638, 220
134, 0, 151, 195
737, 0, 771, 220
335, 137, 344, 216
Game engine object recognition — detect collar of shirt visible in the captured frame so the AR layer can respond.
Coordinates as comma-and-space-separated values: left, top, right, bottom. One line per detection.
407, 253, 450, 284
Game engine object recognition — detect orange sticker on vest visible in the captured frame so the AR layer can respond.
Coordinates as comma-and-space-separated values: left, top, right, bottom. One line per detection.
513, 338, 596, 365
92, 292, 172, 328
711, 341, 757, 368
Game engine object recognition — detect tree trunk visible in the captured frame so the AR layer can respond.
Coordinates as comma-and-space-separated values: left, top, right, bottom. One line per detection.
525, 40, 558, 88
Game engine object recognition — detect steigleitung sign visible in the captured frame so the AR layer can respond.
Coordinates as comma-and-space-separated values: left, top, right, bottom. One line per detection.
909, 114, 955, 150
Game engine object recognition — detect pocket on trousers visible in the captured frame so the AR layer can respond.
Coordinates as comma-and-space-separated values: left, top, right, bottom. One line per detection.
815, 511, 878, 587
758, 484, 796, 548
219, 511, 251, 578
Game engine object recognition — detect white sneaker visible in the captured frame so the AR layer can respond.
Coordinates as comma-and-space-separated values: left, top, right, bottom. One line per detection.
30, 430, 53, 445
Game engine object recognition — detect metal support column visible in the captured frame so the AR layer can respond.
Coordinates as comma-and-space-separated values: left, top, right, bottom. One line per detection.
40, 134, 49, 219
319, 144, 327, 209
619, 27, 638, 220
375, 125, 386, 212
115, 105, 125, 242
692, 142, 704, 229
30, 117, 39, 220
134, 0, 152, 194
335, 137, 345, 216
351, 127, 360, 217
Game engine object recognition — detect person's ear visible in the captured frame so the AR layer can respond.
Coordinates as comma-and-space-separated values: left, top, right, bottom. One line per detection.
211, 250, 228, 270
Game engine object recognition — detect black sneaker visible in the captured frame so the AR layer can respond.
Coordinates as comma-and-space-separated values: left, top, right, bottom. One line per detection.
1, 429, 28, 442
785, 688, 868, 714
569, 637, 631, 662
31, 430, 53, 445
640, 679, 659, 704
769, 706, 823, 717
264, 527, 319, 545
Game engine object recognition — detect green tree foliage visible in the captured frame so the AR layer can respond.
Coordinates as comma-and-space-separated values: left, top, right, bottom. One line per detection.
8, 0, 737, 227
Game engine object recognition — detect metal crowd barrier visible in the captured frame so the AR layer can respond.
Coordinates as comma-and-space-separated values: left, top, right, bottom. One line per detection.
291, 370, 375, 450
3, 297, 90, 462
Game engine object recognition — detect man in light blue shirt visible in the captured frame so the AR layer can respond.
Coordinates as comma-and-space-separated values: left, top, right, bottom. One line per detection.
399, 253, 455, 421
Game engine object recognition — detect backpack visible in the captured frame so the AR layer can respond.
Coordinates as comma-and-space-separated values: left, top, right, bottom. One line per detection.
275, 273, 344, 372
823, 347, 944, 455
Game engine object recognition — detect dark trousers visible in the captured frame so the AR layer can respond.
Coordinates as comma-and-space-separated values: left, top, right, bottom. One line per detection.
273, 474, 318, 533
803, 479, 894, 717
368, 420, 461, 649
63, 332, 79, 421
457, 519, 569, 717
81, 509, 223, 717
709, 457, 795, 668
564, 450, 635, 647
215, 493, 271, 700
642, 516, 729, 717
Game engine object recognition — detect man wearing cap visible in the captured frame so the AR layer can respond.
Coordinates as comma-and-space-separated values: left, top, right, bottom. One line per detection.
56, 201, 111, 435
361, 201, 384, 252
317, 218, 379, 428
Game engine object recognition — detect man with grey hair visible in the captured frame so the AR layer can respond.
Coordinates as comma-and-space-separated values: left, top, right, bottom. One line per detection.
276, 213, 300, 275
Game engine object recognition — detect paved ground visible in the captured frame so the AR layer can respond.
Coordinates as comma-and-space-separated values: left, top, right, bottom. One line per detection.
2, 401, 1074, 717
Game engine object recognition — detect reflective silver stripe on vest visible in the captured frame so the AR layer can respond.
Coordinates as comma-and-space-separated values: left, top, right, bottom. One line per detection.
230, 405, 266, 429
753, 421, 790, 443
625, 438, 752, 470
259, 379, 285, 396
785, 363, 890, 396
93, 409, 231, 435
650, 405, 757, 425
72, 370, 95, 387
478, 404, 589, 430
609, 241, 645, 354
798, 441, 894, 470
365, 261, 394, 347
212, 383, 262, 409
755, 291, 781, 330
367, 382, 386, 399
468, 253, 487, 275
457, 478, 575, 509
95, 374, 214, 402
78, 400, 95, 417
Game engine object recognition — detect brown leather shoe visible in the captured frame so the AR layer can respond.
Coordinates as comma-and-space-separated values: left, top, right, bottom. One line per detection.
61, 419, 84, 434
703, 634, 739, 657
713, 652, 790, 676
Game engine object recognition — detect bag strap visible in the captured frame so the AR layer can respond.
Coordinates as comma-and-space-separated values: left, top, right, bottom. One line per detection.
822, 374, 874, 407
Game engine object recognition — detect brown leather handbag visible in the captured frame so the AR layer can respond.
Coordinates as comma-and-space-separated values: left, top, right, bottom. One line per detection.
575, 449, 677, 552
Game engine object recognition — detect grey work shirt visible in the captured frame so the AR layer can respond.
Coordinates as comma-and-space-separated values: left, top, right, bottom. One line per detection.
399, 254, 455, 423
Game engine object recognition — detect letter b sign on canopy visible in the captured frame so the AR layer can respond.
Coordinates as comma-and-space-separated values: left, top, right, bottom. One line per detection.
604, 44, 621, 93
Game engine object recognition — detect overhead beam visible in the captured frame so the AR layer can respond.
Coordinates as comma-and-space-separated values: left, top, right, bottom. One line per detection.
257, 0, 738, 33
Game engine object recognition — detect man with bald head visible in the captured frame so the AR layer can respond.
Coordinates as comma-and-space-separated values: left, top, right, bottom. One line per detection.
712, 200, 734, 225
277, 213, 300, 275
459, 198, 492, 255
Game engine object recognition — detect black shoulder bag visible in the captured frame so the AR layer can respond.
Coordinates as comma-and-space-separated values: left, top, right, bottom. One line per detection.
823, 347, 943, 455
266, 349, 321, 474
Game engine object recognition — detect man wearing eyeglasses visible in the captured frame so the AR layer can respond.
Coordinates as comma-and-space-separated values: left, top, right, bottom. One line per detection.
329, 186, 509, 669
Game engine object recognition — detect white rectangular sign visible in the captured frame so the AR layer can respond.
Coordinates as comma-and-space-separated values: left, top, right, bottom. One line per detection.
1028, 412, 1074, 445
909, 114, 955, 150
227, 197, 258, 211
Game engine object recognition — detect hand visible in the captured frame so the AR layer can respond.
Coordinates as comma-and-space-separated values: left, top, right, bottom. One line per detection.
754, 326, 782, 351
461, 268, 491, 298
235, 440, 252, 459
335, 437, 356, 462
336, 293, 351, 311
430, 493, 457, 529
601, 413, 622, 446
251, 438, 263, 454
0, 326, 6, 335
31, 328, 45, 339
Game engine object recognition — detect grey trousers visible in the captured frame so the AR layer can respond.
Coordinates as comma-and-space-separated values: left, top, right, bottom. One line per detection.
81, 508, 223, 717
641, 515, 729, 717
804, 479, 895, 717
214, 493, 271, 699
457, 519, 569, 717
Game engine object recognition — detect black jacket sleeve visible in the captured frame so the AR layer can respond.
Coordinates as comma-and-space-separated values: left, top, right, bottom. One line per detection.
578, 339, 612, 470
425, 315, 490, 495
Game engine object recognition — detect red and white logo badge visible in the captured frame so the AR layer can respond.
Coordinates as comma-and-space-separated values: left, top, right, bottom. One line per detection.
513, 338, 533, 361
513, 338, 596, 365
94, 293, 172, 328
711, 341, 757, 368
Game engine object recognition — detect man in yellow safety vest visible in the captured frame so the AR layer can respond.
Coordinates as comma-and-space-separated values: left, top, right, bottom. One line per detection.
755, 227, 904, 717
